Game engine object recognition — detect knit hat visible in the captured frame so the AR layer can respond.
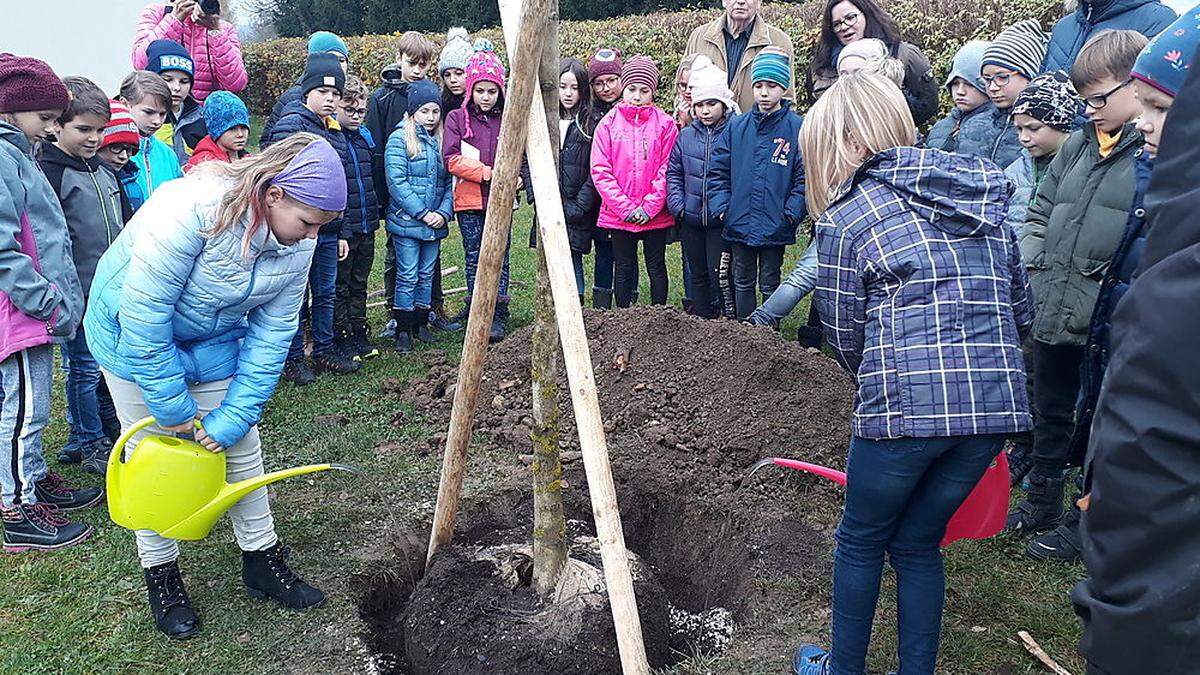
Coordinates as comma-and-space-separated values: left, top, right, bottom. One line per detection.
1131, 6, 1200, 98
588, 47, 623, 83
0, 53, 69, 114
836, 38, 888, 70
146, 39, 194, 76
944, 40, 989, 92
101, 99, 140, 151
463, 40, 507, 101
204, 90, 250, 140
621, 56, 660, 93
981, 19, 1049, 82
301, 52, 346, 96
438, 27, 473, 75
752, 46, 792, 89
688, 56, 740, 114
1012, 70, 1082, 132
308, 31, 349, 58
407, 79, 442, 117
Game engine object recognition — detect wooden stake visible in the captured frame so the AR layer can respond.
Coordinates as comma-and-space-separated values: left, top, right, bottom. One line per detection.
1018, 631, 1073, 675
498, 0, 649, 671
426, 0, 553, 563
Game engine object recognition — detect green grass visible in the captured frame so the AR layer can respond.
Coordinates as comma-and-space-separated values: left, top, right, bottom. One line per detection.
0, 123, 1085, 673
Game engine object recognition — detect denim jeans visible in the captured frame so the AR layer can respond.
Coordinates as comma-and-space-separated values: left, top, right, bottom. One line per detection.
0, 345, 52, 507
288, 233, 339, 360
393, 236, 441, 311
751, 242, 818, 325
458, 210, 511, 300
569, 236, 618, 297
61, 324, 119, 449
831, 434, 1005, 675
730, 242, 785, 320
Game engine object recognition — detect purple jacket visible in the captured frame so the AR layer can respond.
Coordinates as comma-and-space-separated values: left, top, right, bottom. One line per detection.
814, 147, 1033, 440
443, 102, 503, 211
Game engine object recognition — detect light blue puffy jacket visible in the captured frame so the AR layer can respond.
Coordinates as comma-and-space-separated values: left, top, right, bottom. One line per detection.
84, 174, 315, 447
384, 120, 454, 242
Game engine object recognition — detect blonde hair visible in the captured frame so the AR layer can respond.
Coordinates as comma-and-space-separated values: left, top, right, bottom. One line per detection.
195, 133, 336, 255
800, 72, 916, 216
861, 57, 906, 87
403, 111, 442, 159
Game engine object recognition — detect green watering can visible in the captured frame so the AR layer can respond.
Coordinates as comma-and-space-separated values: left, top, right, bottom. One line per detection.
107, 416, 351, 541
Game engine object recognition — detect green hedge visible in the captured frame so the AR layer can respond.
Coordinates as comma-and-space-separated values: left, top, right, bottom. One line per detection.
242, 0, 1062, 116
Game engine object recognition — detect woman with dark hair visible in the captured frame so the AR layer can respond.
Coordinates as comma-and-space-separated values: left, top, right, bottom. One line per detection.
806, 0, 939, 125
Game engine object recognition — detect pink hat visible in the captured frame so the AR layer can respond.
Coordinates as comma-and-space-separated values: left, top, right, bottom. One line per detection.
463, 39, 506, 107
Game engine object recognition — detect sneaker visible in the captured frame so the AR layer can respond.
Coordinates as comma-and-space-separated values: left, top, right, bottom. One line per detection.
145, 561, 201, 639
57, 445, 83, 464
313, 350, 360, 376
34, 473, 103, 511
1026, 509, 1083, 563
429, 306, 462, 332
2, 503, 93, 553
282, 358, 317, 387
792, 644, 830, 675
81, 439, 115, 476
377, 318, 397, 341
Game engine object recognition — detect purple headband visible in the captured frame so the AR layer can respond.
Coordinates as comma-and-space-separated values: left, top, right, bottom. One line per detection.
271, 139, 347, 212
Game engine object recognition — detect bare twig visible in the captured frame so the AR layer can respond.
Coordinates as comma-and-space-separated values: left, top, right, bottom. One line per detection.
1018, 631, 1073, 675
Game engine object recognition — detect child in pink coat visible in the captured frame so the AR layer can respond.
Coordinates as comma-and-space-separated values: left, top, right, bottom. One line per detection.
131, 1, 248, 102
590, 56, 678, 308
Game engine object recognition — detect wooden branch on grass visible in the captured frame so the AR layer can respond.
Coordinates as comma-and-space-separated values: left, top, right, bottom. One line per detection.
1018, 631, 1073, 675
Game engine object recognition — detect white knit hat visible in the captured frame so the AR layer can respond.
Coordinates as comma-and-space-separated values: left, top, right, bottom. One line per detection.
688, 55, 740, 116
438, 27, 473, 75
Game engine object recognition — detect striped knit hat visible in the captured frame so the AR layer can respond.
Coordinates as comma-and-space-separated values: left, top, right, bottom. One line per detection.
101, 99, 140, 150
752, 46, 792, 89
982, 19, 1049, 81
621, 55, 660, 93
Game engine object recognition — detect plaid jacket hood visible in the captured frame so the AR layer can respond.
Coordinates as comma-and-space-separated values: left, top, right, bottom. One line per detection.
815, 147, 1034, 439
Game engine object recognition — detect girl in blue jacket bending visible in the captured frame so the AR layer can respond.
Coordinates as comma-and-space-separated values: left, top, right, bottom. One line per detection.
385, 80, 454, 353
85, 134, 347, 640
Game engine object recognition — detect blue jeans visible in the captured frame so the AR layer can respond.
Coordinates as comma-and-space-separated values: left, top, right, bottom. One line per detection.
393, 236, 441, 311
751, 242, 818, 326
569, 237, 617, 296
61, 325, 118, 449
831, 434, 1005, 675
288, 233, 338, 360
1, 345, 52, 507
458, 210, 511, 301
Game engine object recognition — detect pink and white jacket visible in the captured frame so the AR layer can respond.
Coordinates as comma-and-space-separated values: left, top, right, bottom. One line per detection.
590, 102, 679, 233
131, 3, 248, 102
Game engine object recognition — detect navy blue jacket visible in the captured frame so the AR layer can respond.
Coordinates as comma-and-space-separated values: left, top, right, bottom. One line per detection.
340, 126, 380, 239
1043, 0, 1177, 74
708, 103, 806, 247
667, 115, 728, 230
1069, 153, 1153, 467
262, 101, 349, 236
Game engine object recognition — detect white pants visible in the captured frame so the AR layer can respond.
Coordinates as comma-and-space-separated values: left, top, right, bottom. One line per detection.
102, 371, 278, 568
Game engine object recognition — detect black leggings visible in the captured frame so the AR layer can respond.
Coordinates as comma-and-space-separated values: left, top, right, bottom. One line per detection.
680, 226, 726, 318
611, 228, 669, 307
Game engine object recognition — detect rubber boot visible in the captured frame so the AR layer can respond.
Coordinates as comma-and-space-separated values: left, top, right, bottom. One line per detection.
412, 307, 436, 344
1006, 472, 1064, 535
242, 542, 325, 610
593, 288, 613, 310
393, 310, 413, 353
145, 560, 201, 639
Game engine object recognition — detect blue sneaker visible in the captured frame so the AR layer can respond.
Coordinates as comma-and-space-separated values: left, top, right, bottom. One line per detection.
792, 644, 830, 675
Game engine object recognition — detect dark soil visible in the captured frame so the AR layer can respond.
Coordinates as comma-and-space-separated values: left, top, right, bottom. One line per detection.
362, 306, 859, 673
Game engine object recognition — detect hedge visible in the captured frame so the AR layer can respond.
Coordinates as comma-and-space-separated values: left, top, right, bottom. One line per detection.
242, 0, 1062, 117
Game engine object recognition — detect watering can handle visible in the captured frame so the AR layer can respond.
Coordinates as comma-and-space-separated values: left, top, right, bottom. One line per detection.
110, 416, 202, 466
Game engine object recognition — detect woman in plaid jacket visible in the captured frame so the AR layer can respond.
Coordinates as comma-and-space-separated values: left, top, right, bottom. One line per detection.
793, 73, 1033, 675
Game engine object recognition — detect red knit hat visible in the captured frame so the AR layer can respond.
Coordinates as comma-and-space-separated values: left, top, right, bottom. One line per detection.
0, 53, 69, 114
588, 47, 623, 83
621, 55, 660, 93
101, 100, 141, 151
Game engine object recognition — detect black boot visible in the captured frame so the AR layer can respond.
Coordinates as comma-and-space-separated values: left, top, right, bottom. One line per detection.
411, 307, 436, 344
1006, 472, 1064, 535
34, 472, 104, 511
489, 301, 509, 343
81, 439, 114, 476
313, 348, 361, 376
282, 358, 316, 386
429, 304, 462, 332
352, 323, 380, 360
242, 542, 325, 610
593, 288, 613, 310
2, 503, 92, 553
1026, 505, 1083, 562
393, 310, 413, 353
144, 561, 201, 639
1007, 438, 1035, 487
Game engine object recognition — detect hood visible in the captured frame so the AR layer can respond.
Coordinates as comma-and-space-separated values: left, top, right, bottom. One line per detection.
380, 64, 409, 88
38, 142, 98, 173
945, 40, 989, 92
0, 122, 32, 156
616, 102, 663, 125
862, 147, 1011, 238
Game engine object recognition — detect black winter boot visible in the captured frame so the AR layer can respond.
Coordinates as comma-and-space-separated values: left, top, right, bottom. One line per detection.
282, 358, 316, 386
34, 472, 104, 511
144, 561, 201, 639
393, 310, 413, 353
429, 304, 462, 332
1026, 505, 1083, 562
352, 323, 380, 360
1007, 438, 1035, 487
489, 301, 509, 343
411, 307, 436, 344
242, 542, 325, 610
2, 503, 92, 553
313, 349, 360, 375
1006, 472, 1064, 535
593, 288, 613, 310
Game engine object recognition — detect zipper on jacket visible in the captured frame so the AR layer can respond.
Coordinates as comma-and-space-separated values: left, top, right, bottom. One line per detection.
87, 169, 117, 246
347, 138, 368, 233
702, 125, 713, 228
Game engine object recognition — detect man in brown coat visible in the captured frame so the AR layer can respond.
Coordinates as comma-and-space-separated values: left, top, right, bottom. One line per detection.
685, 0, 796, 111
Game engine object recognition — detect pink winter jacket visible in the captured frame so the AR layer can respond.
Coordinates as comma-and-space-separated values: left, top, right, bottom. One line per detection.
590, 102, 679, 233
131, 3, 248, 102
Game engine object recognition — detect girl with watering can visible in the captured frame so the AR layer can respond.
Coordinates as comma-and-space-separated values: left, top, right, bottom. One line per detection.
84, 133, 346, 640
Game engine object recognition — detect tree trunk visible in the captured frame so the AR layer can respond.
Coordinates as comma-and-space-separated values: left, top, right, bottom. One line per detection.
531, 0, 566, 598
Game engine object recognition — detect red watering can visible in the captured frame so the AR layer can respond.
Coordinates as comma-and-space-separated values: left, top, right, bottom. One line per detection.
748, 452, 1010, 547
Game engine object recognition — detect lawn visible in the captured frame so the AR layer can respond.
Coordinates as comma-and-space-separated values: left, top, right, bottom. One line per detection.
0, 123, 1087, 673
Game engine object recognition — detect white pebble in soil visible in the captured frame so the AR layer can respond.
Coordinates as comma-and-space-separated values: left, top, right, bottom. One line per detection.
667, 602, 734, 657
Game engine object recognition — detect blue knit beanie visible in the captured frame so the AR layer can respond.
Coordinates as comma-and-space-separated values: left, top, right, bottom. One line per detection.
204, 90, 250, 140
308, 31, 349, 58
146, 39, 193, 76
752, 46, 791, 89
1132, 6, 1200, 98
407, 79, 442, 117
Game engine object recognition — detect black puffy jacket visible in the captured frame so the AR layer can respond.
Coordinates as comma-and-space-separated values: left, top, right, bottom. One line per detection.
559, 115, 600, 254
340, 127, 380, 238
262, 101, 349, 236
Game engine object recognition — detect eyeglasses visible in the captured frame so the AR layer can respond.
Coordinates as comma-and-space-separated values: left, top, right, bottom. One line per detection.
1081, 78, 1132, 109
981, 70, 1020, 88
831, 11, 860, 30
593, 75, 621, 90
341, 105, 369, 117
102, 145, 135, 157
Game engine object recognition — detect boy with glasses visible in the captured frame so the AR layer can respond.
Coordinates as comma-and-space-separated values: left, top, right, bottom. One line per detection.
981, 19, 1050, 169
97, 100, 147, 214
1008, 29, 1149, 541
